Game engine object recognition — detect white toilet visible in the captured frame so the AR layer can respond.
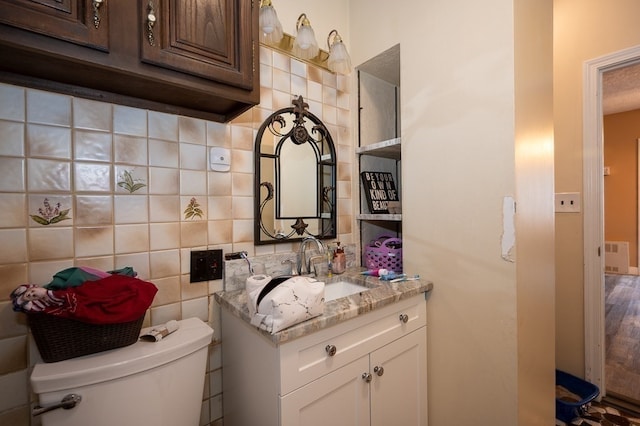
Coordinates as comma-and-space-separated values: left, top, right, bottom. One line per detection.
30, 317, 213, 426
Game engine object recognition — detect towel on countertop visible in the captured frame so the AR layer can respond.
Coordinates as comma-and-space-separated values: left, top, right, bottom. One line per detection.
247, 275, 325, 334
11, 274, 157, 324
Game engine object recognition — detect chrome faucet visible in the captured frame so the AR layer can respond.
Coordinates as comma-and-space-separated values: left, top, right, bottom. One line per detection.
297, 236, 326, 276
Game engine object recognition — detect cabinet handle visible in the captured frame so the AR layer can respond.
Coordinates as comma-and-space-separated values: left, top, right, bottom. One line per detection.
325, 344, 337, 357
374, 366, 384, 376
362, 372, 372, 383
399, 313, 409, 323
146, 0, 157, 46
92, 0, 103, 29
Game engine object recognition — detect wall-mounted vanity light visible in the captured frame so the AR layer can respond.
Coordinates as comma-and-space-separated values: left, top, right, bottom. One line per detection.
258, 1, 351, 74
258, 0, 283, 45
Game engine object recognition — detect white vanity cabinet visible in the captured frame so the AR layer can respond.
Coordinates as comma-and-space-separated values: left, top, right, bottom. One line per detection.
221, 294, 428, 426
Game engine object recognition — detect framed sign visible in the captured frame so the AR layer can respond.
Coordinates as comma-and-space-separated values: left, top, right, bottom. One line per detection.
360, 171, 399, 213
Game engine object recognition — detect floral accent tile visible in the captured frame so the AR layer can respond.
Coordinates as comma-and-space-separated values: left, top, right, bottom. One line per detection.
116, 168, 147, 193
29, 197, 71, 226
184, 197, 204, 220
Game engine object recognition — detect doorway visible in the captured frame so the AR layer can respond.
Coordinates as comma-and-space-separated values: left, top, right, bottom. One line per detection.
584, 45, 640, 405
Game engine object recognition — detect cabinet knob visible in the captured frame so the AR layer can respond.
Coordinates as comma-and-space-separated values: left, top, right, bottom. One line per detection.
362, 372, 372, 383
325, 344, 337, 357
374, 366, 385, 376
399, 313, 409, 323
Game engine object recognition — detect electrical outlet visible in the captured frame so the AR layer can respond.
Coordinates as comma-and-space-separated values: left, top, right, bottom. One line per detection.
555, 192, 581, 213
190, 249, 223, 283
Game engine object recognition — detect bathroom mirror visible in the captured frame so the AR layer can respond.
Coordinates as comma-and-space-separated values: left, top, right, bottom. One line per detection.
254, 96, 337, 244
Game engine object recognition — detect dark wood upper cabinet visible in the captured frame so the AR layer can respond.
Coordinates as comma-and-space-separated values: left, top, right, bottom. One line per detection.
0, 0, 259, 122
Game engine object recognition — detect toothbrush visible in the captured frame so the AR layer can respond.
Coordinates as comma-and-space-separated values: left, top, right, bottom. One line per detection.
390, 274, 420, 283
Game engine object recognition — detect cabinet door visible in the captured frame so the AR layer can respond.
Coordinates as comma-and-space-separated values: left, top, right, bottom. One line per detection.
281, 356, 370, 426
370, 329, 427, 426
140, 0, 255, 89
0, 0, 109, 50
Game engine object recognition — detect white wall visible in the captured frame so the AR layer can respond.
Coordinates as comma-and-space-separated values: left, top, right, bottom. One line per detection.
347, 0, 555, 424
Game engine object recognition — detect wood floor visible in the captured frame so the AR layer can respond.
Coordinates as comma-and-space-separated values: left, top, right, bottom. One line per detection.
605, 273, 640, 404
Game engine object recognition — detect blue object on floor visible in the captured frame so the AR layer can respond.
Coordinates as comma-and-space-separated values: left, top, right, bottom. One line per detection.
556, 369, 600, 423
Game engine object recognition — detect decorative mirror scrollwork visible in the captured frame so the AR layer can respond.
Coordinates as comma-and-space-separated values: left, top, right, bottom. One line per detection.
255, 96, 337, 244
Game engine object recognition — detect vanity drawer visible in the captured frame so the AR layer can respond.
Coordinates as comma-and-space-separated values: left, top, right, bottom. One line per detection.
279, 294, 426, 395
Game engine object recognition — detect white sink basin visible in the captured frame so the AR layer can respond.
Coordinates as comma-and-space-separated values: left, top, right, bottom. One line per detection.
324, 280, 369, 301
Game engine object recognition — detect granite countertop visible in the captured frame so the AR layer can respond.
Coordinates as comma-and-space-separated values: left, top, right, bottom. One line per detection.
214, 269, 433, 345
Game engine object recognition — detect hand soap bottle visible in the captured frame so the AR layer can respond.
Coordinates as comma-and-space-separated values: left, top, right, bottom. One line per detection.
332, 242, 346, 274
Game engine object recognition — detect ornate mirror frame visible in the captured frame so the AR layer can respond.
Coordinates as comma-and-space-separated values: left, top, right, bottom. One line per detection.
254, 96, 337, 245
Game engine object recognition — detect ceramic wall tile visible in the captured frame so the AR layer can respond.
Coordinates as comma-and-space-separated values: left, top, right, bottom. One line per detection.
260, 62, 273, 88
149, 139, 179, 168
307, 99, 323, 118
209, 393, 223, 421
0, 229, 25, 263
232, 219, 253, 242
231, 149, 252, 174
114, 195, 149, 224
323, 85, 337, 107
272, 51, 290, 72
180, 144, 207, 171
73, 98, 112, 131
0, 121, 24, 156
115, 252, 150, 279
149, 222, 180, 251
337, 90, 350, 109
208, 171, 232, 196
259, 45, 272, 66
207, 220, 232, 245
151, 276, 181, 307
206, 122, 230, 147
337, 109, 350, 128
75, 226, 114, 257
291, 74, 307, 98
209, 367, 222, 395
0, 194, 26, 228
181, 296, 208, 321
273, 89, 293, 110
115, 224, 149, 254
337, 74, 350, 93
114, 134, 148, 165
259, 87, 274, 110
180, 221, 207, 247
74, 162, 111, 192
180, 275, 208, 300
115, 166, 148, 194
307, 80, 322, 102
323, 104, 337, 125
28, 195, 72, 228
307, 65, 322, 83
150, 301, 181, 326
0, 84, 24, 122
179, 116, 206, 144
290, 58, 306, 78
28, 227, 73, 261
230, 125, 253, 151
0, 300, 27, 339
231, 172, 252, 196
0, 336, 27, 375
322, 70, 338, 88
28, 260, 73, 286
180, 170, 207, 195
229, 108, 252, 127
26, 90, 71, 127
272, 68, 291, 93
181, 195, 206, 220
232, 196, 253, 219
114, 105, 147, 136
0, 264, 27, 299
27, 124, 71, 159
149, 249, 180, 279
149, 195, 180, 222
207, 196, 232, 220
149, 111, 178, 141
0, 370, 28, 412
74, 195, 113, 226
148, 167, 179, 194
74, 130, 112, 162
0, 157, 25, 192
200, 399, 210, 426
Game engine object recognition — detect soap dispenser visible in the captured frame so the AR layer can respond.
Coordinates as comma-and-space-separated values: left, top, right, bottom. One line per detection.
332, 242, 346, 274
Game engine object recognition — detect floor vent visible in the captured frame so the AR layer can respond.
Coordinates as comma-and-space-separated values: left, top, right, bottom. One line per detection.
604, 241, 630, 274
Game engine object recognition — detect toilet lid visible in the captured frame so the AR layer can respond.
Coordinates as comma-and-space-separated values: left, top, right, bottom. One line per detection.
31, 317, 213, 394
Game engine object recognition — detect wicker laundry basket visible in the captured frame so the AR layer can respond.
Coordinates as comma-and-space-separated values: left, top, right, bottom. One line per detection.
28, 313, 144, 363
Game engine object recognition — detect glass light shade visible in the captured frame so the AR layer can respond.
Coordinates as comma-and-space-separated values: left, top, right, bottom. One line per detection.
328, 41, 352, 74
259, 4, 283, 44
293, 25, 319, 60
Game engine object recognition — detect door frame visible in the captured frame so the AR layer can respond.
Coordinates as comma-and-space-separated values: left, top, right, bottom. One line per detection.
584, 44, 640, 393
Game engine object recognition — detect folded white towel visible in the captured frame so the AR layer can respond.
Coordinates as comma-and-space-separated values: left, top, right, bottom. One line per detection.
248, 276, 325, 334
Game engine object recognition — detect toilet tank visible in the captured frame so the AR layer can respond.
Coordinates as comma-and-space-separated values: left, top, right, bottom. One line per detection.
31, 317, 213, 426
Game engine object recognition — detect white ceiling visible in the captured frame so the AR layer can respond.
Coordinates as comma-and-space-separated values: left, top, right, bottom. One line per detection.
603, 63, 640, 115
